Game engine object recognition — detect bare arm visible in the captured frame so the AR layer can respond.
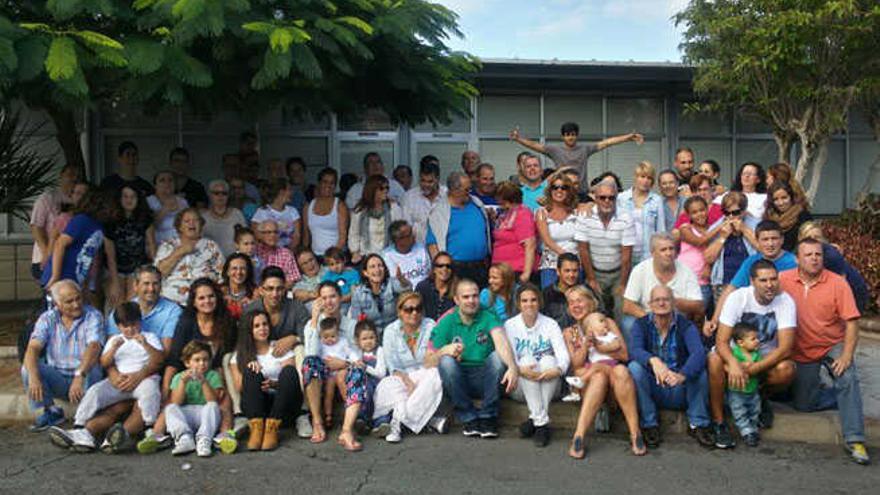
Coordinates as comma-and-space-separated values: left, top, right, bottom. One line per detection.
230, 363, 243, 393
23, 340, 45, 402
622, 298, 647, 319
675, 298, 705, 322
46, 234, 73, 286
336, 202, 349, 249
520, 237, 536, 283
100, 338, 120, 369
301, 207, 312, 249
748, 329, 793, 375
595, 133, 643, 151
169, 373, 188, 405
509, 128, 546, 154
31, 226, 50, 264
291, 219, 302, 250
202, 381, 218, 403
490, 327, 519, 393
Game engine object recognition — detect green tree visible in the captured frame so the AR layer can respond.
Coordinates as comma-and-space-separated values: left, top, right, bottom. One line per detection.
0, 1, 478, 171
675, 0, 880, 202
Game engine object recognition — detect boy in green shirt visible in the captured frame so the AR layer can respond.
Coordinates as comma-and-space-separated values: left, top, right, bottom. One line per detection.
726, 322, 762, 447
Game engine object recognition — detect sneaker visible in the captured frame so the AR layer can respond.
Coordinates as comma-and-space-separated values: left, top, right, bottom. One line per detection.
428, 415, 449, 434
533, 425, 551, 448
385, 420, 402, 443
713, 422, 736, 449
137, 430, 172, 455
461, 420, 481, 437
48, 426, 80, 450
103, 423, 133, 454
295, 413, 313, 439
172, 435, 196, 456
688, 425, 715, 449
845, 442, 871, 465
479, 418, 499, 439
594, 405, 610, 433
642, 427, 661, 449
196, 436, 213, 457
69, 428, 96, 452
214, 430, 238, 455
561, 391, 581, 403
519, 419, 536, 438
371, 421, 391, 438
743, 432, 760, 447
565, 376, 585, 389
758, 398, 774, 429
31, 406, 65, 432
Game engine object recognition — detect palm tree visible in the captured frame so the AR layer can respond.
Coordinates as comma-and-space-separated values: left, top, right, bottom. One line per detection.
0, 106, 57, 222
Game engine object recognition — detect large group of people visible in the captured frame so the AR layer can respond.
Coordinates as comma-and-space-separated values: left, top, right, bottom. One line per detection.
21, 125, 870, 465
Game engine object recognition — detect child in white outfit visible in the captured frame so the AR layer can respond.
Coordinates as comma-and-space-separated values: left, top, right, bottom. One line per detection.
318, 318, 353, 426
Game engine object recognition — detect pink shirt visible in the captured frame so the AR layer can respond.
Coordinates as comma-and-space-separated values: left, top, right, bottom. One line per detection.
491, 204, 536, 273
29, 189, 69, 264
677, 226, 709, 285
674, 203, 723, 229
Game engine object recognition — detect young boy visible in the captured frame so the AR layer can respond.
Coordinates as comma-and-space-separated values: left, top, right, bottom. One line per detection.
48, 302, 163, 452
320, 247, 360, 307
727, 322, 762, 447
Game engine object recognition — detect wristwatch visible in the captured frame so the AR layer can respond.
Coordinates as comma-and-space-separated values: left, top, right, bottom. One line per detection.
74, 369, 86, 378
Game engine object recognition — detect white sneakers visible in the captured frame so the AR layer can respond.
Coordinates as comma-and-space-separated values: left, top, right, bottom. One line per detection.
428, 415, 449, 434
295, 413, 313, 439
385, 420, 402, 443
196, 436, 213, 457
48, 426, 96, 452
172, 434, 196, 456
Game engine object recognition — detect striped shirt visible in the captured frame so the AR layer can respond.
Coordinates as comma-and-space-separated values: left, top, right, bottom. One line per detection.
30, 305, 104, 374
574, 211, 636, 271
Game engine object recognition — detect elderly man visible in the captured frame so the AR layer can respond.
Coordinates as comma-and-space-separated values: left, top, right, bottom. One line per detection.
169, 147, 208, 208
575, 179, 635, 322
708, 260, 797, 449
202, 179, 247, 256
780, 238, 870, 465
426, 279, 519, 438
460, 150, 481, 180
471, 162, 498, 207
29, 163, 80, 279
426, 172, 492, 288
382, 220, 431, 288
517, 153, 546, 212
345, 152, 405, 209
673, 147, 696, 187
622, 233, 704, 341
21, 280, 104, 431
628, 285, 713, 449
401, 160, 447, 244
254, 220, 300, 287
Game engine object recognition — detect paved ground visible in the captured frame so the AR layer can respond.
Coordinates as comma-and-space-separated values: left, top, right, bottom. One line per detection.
0, 424, 876, 495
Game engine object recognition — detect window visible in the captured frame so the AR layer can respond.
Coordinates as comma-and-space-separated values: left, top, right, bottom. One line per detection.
543, 96, 602, 137
607, 98, 663, 136
679, 139, 734, 186
478, 95, 540, 136
478, 139, 523, 182
339, 141, 395, 177
414, 142, 469, 178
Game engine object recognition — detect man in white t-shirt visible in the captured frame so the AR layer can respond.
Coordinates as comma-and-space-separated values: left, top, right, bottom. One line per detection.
622, 233, 704, 342
707, 259, 797, 449
382, 221, 431, 288
401, 160, 447, 244
345, 152, 405, 209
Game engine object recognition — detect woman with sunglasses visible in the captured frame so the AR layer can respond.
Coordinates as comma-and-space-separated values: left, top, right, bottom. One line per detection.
703, 191, 758, 303
372, 292, 446, 443
415, 252, 458, 321
617, 161, 665, 264
535, 171, 581, 289
202, 179, 247, 257
348, 175, 404, 265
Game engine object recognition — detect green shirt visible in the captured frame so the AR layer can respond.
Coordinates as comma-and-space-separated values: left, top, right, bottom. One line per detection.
430, 307, 501, 367
730, 345, 760, 394
170, 369, 223, 405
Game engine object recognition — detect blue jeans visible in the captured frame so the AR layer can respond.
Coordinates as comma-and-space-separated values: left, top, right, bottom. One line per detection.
727, 390, 760, 436
700, 284, 714, 319
21, 362, 102, 411
790, 343, 865, 443
627, 360, 710, 428
621, 314, 637, 351
437, 352, 506, 423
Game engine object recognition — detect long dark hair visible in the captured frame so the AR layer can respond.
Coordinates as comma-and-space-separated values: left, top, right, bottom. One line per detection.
117, 185, 153, 225
222, 252, 255, 297
235, 310, 269, 375
360, 253, 390, 287
355, 175, 389, 213
74, 185, 119, 225
186, 277, 235, 350
732, 162, 766, 193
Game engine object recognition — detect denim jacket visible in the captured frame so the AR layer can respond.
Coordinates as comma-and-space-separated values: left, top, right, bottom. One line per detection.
617, 189, 665, 264
382, 317, 436, 374
348, 277, 411, 329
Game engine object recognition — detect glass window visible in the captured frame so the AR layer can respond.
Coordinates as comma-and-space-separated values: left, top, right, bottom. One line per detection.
414, 142, 469, 179
338, 108, 395, 132
261, 137, 329, 184
849, 139, 880, 205
607, 98, 663, 135
679, 102, 731, 136
478, 95, 540, 136
100, 102, 178, 129
479, 139, 523, 183
279, 109, 331, 131
543, 96, 602, 137
734, 140, 778, 171
413, 113, 471, 134
605, 140, 663, 189
679, 139, 734, 187
181, 111, 253, 133
797, 140, 845, 215
847, 108, 874, 136
103, 135, 178, 181
180, 134, 239, 184
735, 114, 773, 134
339, 141, 394, 177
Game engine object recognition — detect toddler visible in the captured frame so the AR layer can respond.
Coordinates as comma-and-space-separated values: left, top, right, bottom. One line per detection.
234, 226, 264, 284
342, 321, 388, 447
566, 313, 620, 389
317, 317, 353, 427
727, 322, 762, 447
320, 247, 359, 307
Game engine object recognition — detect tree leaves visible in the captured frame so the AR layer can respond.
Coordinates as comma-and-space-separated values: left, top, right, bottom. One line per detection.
45, 37, 77, 81
125, 39, 165, 74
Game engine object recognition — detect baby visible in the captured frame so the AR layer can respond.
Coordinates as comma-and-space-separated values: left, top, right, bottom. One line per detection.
566, 312, 621, 390
318, 317, 353, 427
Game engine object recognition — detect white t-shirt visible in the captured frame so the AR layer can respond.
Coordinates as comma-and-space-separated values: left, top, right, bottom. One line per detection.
102, 333, 163, 374
588, 332, 618, 363
147, 195, 189, 245
382, 243, 431, 287
713, 192, 767, 221
503, 313, 570, 374
230, 341, 295, 382
320, 338, 353, 361
349, 347, 388, 379
624, 258, 703, 310
346, 179, 406, 210
718, 287, 797, 354
251, 205, 301, 248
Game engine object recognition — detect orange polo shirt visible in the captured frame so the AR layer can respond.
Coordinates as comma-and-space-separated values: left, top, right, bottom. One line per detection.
779, 268, 860, 363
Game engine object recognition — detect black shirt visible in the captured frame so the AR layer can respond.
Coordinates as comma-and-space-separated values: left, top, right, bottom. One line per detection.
179, 177, 209, 208
100, 174, 155, 197
416, 278, 456, 321
167, 310, 236, 371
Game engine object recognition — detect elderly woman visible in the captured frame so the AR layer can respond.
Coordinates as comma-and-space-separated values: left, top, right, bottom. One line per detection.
562, 285, 644, 459
492, 181, 536, 284
764, 181, 812, 252
658, 169, 684, 233
371, 292, 445, 443
618, 161, 665, 264
349, 254, 411, 329
251, 178, 302, 250
415, 251, 457, 321
202, 179, 247, 257
535, 171, 580, 289
504, 284, 569, 448
303, 167, 349, 258
154, 208, 224, 306
349, 175, 404, 264
148, 170, 189, 246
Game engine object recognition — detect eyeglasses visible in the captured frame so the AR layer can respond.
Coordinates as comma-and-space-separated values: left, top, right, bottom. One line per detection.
596, 195, 616, 201
259, 230, 278, 235
210, 190, 229, 196
551, 184, 570, 191
724, 209, 743, 216
401, 304, 423, 313
650, 297, 672, 304
434, 263, 452, 269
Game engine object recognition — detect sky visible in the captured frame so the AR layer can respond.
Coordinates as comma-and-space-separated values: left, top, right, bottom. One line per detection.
434, 0, 688, 62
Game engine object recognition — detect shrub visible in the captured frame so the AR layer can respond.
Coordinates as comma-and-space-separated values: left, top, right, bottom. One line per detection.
823, 193, 880, 313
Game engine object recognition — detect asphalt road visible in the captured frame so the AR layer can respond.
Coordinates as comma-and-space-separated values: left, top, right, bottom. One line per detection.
0, 424, 876, 494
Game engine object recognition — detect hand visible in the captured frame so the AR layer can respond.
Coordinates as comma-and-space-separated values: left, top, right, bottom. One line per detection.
576, 202, 595, 216
260, 379, 273, 393
501, 368, 519, 394
518, 272, 530, 284
353, 360, 366, 369
727, 361, 748, 390
613, 284, 625, 297
45, 276, 59, 291
519, 364, 541, 381
323, 356, 347, 370
132, 334, 146, 345
649, 359, 669, 385
678, 185, 692, 197
68, 376, 85, 403
587, 279, 601, 296
702, 320, 717, 338
311, 297, 325, 319
111, 335, 126, 349
719, 221, 733, 238
630, 133, 645, 145
395, 267, 408, 286
831, 355, 852, 376
401, 375, 416, 394
509, 127, 521, 141
27, 375, 43, 403
442, 343, 463, 358
119, 372, 143, 392
663, 371, 686, 387
107, 279, 123, 308
108, 370, 126, 388
273, 338, 295, 357
188, 369, 204, 383
247, 361, 262, 374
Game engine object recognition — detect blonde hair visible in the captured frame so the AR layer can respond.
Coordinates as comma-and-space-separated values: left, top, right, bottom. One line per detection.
634, 161, 656, 186
564, 285, 599, 314
396, 291, 422, 312
797, 220, 826, 242
538, 170, 578, 209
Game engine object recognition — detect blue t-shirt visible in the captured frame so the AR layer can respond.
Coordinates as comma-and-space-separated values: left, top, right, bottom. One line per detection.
322, 269, 361, 296
521, 180, 547, 212
425, 201, 489, 262
730, 251, 798, 288
479, 287, 510, 321
41, 214, 104, 287
106, 297, 182, 340
471, 188, 498, 206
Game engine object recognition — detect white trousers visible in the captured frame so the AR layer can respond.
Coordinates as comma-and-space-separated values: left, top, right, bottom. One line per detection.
74, 375, 161, 426
165, 402, 220, 441
372, 367, 443, 434
509, 355, 561, 427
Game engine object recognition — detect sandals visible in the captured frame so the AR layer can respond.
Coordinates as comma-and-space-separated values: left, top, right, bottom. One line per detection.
568, 436, 587, 460
310, 424, 327, 444
631, 434, 647, 456
337, 432, 362, 452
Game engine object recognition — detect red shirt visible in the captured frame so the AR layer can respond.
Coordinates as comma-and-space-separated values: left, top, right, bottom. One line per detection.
491, 204, 536, 273
674, 203, 723, 229
256, 243, 301, 285
779, 268, 860, 363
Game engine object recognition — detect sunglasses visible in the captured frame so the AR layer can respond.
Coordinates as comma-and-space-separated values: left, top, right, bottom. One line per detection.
596, 195, 616, 201
725, 209, 743, 216
434, 263, 452, 269
551, 184, 570, 191
401, 304, 423, 313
